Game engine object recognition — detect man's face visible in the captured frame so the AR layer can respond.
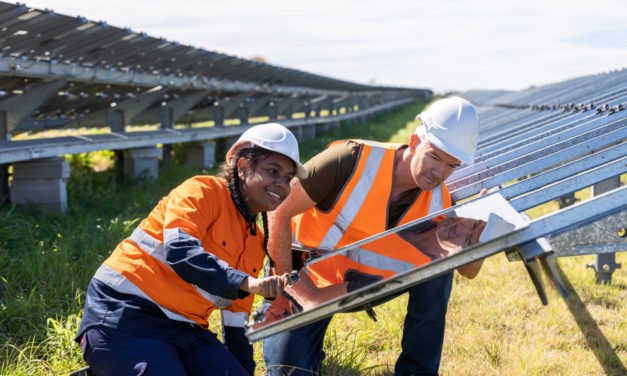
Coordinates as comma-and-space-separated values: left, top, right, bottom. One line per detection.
410, 138, 461, 191
436, 217, 486, 253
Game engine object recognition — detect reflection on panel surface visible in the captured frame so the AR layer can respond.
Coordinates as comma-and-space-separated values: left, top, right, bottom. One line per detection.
248, 194, 526, 338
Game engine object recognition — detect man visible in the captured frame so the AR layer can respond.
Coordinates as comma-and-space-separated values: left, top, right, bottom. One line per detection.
264, 96, 482, 375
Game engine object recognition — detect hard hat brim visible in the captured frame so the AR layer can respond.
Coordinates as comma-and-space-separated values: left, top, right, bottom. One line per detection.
425, 128, 475, 165
226, 140, 308, 179
479, 213, 516, 242
417, 115, 475, 164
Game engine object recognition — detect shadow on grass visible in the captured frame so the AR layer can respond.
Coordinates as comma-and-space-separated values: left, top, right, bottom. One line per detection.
558, 265, 627, 376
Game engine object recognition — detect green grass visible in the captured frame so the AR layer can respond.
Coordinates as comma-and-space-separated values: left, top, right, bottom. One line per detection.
1, 100, 626, 375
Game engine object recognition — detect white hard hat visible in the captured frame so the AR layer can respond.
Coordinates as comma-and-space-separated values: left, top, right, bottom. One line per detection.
479, 213, 516, 242
226, 123, 308, 179
416, 96, 480, 164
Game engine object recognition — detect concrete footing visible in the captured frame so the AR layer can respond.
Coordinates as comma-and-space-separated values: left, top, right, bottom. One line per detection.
123, 147, 162, 180
11, 157, 70, 213
184, 141, 217, 170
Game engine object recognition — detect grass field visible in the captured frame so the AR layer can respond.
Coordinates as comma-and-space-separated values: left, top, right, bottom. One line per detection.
0, 101, 625, 375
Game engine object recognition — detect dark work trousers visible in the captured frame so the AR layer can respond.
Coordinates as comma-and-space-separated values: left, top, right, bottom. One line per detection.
81, 325, 249, 376
262, 271, 454, 376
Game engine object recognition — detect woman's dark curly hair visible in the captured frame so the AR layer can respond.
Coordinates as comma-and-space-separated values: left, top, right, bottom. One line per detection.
221, 145, 288, 266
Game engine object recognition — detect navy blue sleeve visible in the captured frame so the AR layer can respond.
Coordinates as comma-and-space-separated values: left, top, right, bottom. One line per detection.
164, 228, 249, 300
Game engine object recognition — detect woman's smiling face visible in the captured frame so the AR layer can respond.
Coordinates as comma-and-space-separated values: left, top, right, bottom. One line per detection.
238, 152, 296, 214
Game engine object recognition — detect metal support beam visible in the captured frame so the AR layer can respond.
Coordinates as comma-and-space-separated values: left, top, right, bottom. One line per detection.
238, 104, 249, 125
109, 109, 126, 181
213, 105, 224, 126
0, 56, 352, 97
76, 86, 166, 128
160, 106, 174, 168
133, 91, 207, 125
268, 100, 278, 120
587, 177, 623, 283
1, 79, 67, 134
0, 110, 9, 206
549, 210, 626, 256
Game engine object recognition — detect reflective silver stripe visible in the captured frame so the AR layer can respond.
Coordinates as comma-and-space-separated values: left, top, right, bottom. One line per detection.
194, 288, 233, 309
221, 310, 249, 328
428, 186, 444, 213
342, 184, 446, 269
296, 141, 447, 273
94, 264, 196, 325
346, 247, 415, 273
318, 145, 387, 250
129, 226, 166, 261
129, 227, 234, 309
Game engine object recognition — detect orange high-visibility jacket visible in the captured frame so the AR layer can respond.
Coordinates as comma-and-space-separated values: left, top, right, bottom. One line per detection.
93, 176, 265, 329
292, 140, 451, 286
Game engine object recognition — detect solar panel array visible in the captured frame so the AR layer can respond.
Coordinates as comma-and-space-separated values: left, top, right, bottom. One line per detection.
456, 68, 626, 284
0, 1, 427, 136
247, 68, 626, 342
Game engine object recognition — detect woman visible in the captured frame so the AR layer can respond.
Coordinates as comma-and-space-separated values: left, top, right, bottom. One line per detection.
76, 123, 307, 376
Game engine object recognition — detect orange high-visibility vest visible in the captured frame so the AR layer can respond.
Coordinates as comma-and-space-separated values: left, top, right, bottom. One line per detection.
292, 140, 451, 286
94, 176, 265, 329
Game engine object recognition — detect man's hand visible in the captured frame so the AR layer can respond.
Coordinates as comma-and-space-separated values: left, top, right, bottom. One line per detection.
240, 274, 289, 298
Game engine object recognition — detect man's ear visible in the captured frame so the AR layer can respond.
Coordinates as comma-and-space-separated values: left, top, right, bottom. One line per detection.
409, 132, 420, 152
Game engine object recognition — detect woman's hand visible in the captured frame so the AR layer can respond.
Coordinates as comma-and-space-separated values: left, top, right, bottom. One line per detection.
240, 274, 289, 298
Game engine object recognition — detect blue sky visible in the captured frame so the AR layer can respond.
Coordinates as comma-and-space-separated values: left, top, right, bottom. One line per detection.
20, 0, 627, 93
